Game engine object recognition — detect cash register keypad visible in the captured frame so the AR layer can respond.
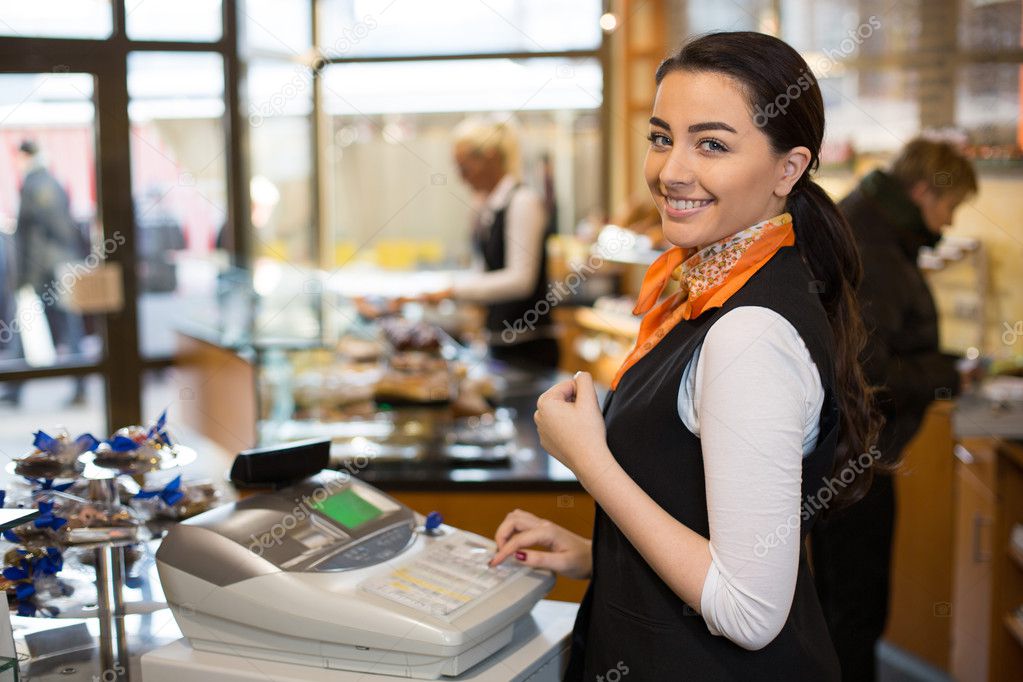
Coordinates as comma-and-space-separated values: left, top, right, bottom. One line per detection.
313, 525, 414, 571
360, 533, 525, 617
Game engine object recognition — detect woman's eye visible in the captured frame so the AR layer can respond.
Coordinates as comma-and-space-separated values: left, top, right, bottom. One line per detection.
647, 132, 671, 147
698, 138, 728, 153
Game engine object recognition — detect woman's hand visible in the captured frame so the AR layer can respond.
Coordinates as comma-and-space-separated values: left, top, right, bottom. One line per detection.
490, 509, 592, 580
396, 288, 454, 306
534, 371, 612, 483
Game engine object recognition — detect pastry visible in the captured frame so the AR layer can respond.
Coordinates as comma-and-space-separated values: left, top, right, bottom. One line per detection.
375, 369, 451, 403
379, 318, 442, 352
450, 388, 494, 419
93, 418, 171, 470
14, 431, 97, 479
336, 335, 388, 362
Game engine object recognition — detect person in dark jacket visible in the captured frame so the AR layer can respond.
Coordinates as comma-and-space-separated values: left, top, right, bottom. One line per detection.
13, 139, 88, 404
0, 229, 22, 404
811, 137, 978, 682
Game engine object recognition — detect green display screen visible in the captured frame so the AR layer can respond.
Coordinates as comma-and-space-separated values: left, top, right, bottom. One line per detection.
311, 488, 382, 529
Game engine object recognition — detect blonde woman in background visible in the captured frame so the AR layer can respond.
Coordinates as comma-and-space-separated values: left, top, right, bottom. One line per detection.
440, 117, 559, 372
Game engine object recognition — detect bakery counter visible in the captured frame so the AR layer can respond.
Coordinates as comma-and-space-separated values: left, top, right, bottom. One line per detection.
286, 387, 585, 493
175, 324, 591, 491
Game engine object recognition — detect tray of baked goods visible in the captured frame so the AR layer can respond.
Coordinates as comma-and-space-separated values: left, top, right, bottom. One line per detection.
260, 316, 517, 466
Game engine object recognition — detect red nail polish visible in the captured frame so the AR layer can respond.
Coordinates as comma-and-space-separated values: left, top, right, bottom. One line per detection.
515, 551, 527, 561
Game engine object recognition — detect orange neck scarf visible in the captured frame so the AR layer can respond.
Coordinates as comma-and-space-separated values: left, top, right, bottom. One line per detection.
610, 212, 795, 390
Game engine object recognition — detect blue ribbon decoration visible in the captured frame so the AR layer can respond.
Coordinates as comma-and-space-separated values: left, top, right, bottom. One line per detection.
105, 435, 140, 452
3, 565, 28, 581
146, 409, 173, 447
135, 475, 184, 507
33, 502, 67, 531
4, 544, 66, 618
74, 433, 99, 453
35, 547, 63, 576
3, 529, 20, 543
32, 431, 98, 456
32, 431, 59, 455
25, 478, 74, 494
14, 582, 35, 601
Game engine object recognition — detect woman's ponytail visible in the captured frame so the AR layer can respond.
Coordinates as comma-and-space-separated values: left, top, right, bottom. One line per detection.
788, 179, 885, 508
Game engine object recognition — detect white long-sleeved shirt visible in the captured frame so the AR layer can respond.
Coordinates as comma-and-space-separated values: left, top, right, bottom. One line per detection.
451, 174, 547, 304
675, 305, 824, 651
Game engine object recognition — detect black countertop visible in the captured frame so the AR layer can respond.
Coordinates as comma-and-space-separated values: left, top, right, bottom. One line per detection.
352, 389, 583, 492
278, 371, 588, 493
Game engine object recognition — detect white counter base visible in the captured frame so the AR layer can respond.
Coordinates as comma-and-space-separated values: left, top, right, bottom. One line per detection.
141, 599, 579, 682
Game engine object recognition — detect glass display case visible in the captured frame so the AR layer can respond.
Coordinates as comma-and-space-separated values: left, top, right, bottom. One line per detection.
174, 263, 570, 480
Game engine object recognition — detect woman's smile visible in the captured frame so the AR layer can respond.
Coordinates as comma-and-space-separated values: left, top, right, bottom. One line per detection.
662, 196, 715, 219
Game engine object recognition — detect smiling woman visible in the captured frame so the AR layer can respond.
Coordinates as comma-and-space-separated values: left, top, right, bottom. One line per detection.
492, 31, 882, 681
644, 70, 811, 250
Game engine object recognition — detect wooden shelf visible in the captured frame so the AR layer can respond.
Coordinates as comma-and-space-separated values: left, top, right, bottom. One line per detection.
574, 307, 640, 339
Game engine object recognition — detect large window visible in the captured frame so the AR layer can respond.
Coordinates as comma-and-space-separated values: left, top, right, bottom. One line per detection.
675, 0, 1023, 166
321, 58, 603, 268
317, 0, 603, 57
128, 51, 230, 359
0, 1, 114, 39
314, 1, 606, 271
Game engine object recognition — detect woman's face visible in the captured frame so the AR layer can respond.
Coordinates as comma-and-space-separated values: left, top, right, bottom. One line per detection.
644, 70, 808, 250
454, 142, 503, 194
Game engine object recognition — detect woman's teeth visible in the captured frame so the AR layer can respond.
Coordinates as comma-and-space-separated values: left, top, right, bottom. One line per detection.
666, 198, 713, 211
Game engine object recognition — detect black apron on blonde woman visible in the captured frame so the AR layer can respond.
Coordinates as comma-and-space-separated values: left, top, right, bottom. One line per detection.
565, 246, 841, 681
473, 185, 559, 371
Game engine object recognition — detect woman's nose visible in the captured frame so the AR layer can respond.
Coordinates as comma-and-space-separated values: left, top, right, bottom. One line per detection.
660, 149, 696, 187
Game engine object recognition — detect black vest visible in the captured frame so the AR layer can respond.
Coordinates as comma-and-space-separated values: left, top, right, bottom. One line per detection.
474, 186, 553, 340
566, 246, 842, 681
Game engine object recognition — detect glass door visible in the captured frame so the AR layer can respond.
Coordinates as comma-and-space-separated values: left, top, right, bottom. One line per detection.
0, 59, 140, 459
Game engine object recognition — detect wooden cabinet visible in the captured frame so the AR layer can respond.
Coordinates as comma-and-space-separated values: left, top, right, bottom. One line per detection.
886, 402, 957, 669
951, 439, 996, 682
885, 413, 1023, 681
988, 441, 1023, 681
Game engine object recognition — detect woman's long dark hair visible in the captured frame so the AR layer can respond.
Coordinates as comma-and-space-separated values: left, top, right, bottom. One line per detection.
656, 32, 883, 509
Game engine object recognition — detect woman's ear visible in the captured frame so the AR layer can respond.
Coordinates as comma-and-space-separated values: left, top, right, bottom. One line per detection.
774, 146, 813, 197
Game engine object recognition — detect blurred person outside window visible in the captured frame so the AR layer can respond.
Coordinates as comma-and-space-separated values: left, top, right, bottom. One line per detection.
5, 140, 88, 406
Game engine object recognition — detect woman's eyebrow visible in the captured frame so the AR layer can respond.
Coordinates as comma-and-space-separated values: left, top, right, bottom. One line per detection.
688, 121, 737, 134
649, 116, 670, 129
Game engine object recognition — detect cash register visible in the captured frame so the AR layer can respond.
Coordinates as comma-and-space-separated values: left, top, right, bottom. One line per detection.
154, 440, 556, 680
